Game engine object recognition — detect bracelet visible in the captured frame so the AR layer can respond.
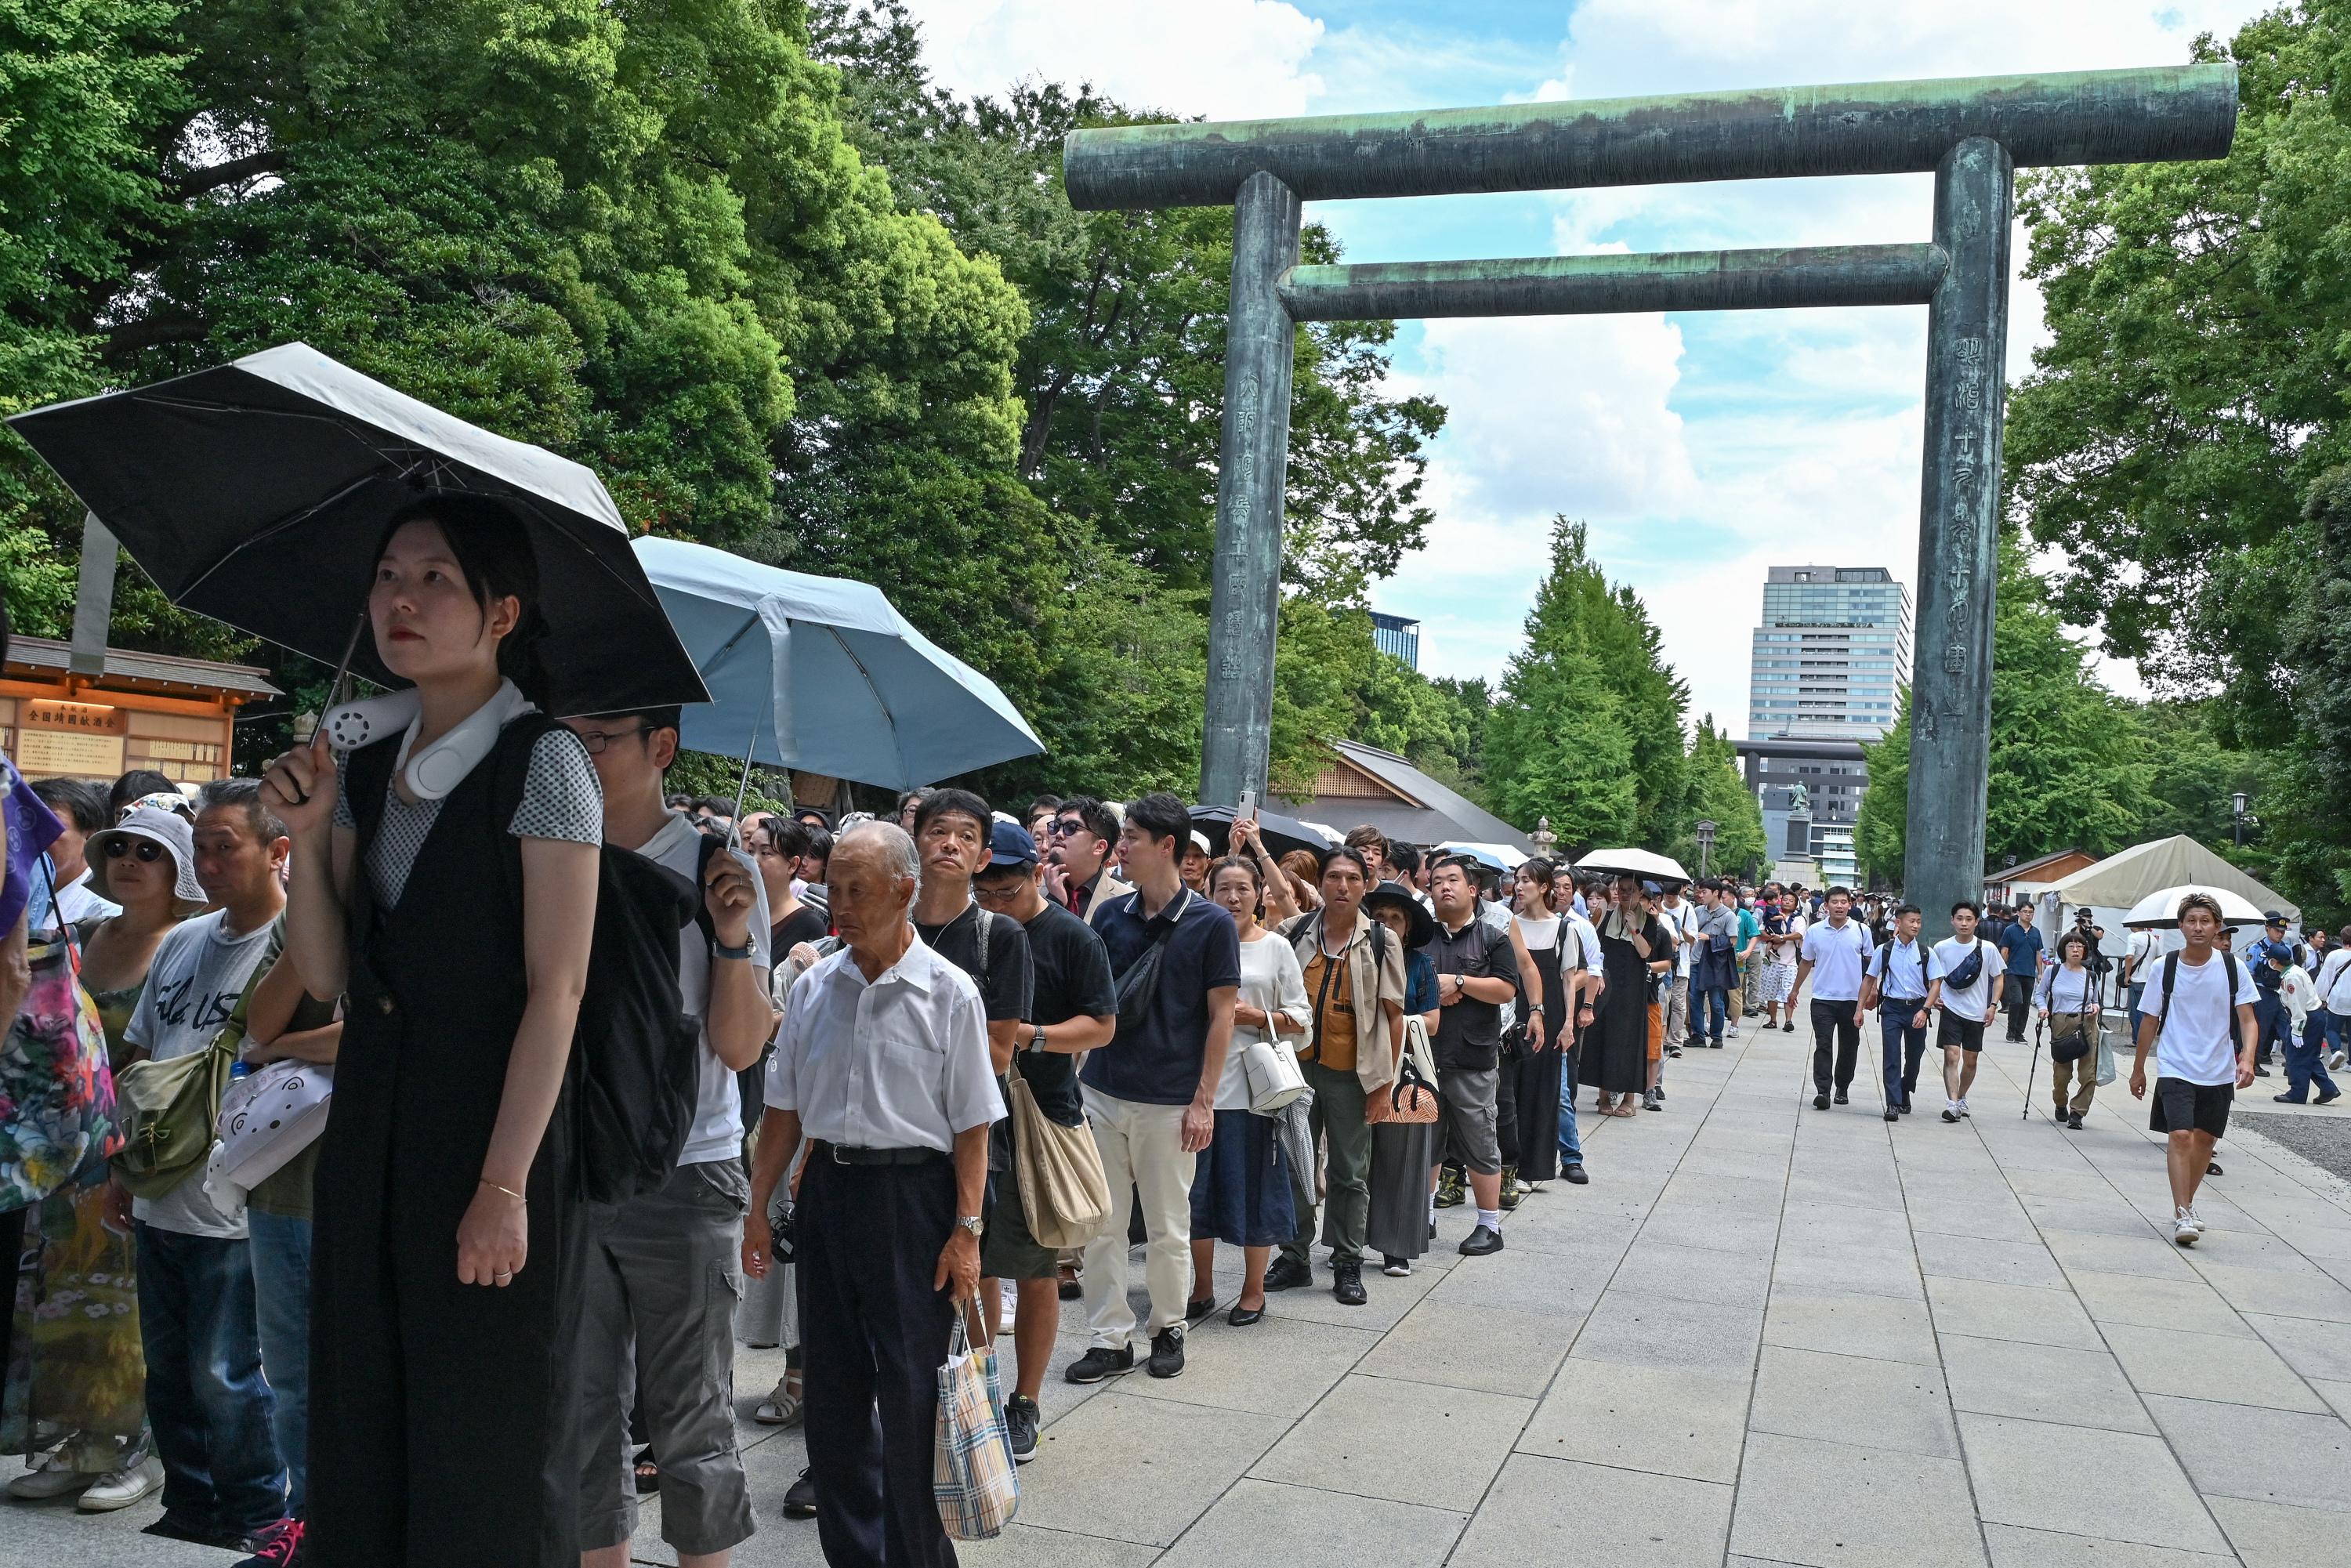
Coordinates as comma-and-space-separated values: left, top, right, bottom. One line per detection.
479, 1179, 526, 1204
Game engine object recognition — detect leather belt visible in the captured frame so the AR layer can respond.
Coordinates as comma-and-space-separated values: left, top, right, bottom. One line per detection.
824, 1143, 947, 1166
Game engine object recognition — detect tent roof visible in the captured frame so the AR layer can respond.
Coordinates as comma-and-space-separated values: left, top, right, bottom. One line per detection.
2045, 835, 2298, 921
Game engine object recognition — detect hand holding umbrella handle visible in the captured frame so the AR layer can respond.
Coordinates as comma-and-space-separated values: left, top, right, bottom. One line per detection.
263, 728, 341, 838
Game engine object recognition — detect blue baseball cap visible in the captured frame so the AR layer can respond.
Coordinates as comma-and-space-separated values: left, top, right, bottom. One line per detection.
988, 820, 1039, 869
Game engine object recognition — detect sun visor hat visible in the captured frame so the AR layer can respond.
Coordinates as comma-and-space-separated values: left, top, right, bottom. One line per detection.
86, 805, 209, 915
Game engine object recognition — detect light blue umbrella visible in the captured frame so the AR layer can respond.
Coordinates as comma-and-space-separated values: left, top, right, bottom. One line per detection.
633, 536, 1045, 789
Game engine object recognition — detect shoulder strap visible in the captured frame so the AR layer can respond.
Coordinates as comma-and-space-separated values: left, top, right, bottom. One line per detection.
973, 905, 994, 991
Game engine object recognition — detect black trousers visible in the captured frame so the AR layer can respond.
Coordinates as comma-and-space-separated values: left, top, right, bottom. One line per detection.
2003, 973, 2034, 1040
1495, 1047, 1564, 1182
1810, 998, 1862, 1093
797, 1154, 958, 1568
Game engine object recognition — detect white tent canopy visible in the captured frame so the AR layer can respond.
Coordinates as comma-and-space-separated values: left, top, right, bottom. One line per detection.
2045, 835, 2298, 923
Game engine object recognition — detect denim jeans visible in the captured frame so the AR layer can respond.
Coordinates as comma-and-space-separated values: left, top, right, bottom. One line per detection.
1692, 986, 1729, 1044
1878, 1005, 1929, 1108
1556, 1059, 1584, 1164
247, 1210, 312, 1515
136, 1224, 284, 1534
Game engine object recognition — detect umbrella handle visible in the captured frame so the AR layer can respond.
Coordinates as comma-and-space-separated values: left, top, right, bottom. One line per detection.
326, 610, 368, 710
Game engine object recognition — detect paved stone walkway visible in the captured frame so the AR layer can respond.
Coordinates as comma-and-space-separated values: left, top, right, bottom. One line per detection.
9, 1016, 2351, 1566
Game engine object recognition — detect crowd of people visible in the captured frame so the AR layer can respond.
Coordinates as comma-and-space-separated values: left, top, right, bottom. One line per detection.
0, 503, 2333, 1568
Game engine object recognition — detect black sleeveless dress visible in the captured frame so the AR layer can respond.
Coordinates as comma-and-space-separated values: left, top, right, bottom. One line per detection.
306, 716, 589, 1566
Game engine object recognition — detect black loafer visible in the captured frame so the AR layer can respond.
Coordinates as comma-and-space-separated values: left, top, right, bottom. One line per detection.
1563, 1163, 1588, 1185
782, 1468, 818, 1519
1226, 1303, 1264, 1327
1458, 1223, 1505, 1256
1184, 1295, 1216, 1324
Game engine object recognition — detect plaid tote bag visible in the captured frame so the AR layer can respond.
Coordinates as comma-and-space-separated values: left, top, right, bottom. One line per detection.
933, 1313, 1019, 1539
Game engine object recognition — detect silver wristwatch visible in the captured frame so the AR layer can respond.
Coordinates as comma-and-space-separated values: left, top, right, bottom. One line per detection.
956, 1215, 984, 1239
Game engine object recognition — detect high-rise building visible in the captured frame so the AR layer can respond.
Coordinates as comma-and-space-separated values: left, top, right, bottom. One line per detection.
1741, 566, 1911, 884
1369, 610, 1422, 671
1747, 566, 1911, 741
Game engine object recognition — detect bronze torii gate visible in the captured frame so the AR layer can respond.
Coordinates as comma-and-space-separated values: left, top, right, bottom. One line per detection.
1063, 66, 2236, 918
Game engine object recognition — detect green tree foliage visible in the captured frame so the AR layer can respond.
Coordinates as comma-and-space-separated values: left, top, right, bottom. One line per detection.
2257, 466, 2351, 920
1668, 716, 1766, 881
1855, 537, 2156, 882
1480, 518, 1686, 845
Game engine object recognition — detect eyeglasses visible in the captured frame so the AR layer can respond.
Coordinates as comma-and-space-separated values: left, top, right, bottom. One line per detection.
104, 838, 167, 863
1049, 818, 1085, 838
574, 723, 653, 755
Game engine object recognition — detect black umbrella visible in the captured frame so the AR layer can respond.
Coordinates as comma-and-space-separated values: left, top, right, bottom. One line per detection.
7, 342, 707, 717
1190, 804, 1336, 861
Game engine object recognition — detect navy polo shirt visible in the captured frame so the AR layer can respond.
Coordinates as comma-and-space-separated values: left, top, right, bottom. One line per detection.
1081, 888, 1243, 1106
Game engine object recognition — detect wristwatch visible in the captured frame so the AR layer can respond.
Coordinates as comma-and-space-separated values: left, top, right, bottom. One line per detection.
956, 1215, 984, 1239
713, 937, 755, 961
1031, 1023, 1049, 1053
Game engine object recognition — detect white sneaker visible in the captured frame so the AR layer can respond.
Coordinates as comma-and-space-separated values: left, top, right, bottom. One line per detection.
2173, 1208, 2203, 1248
1958, 1099, 1970, 1117
2329, 1050, 2347, 1071
6, 1453, 95, 1501
997, 1279, 1018, 1331
74, 1454, 161, 1513
1726, 1026, 1741, 1038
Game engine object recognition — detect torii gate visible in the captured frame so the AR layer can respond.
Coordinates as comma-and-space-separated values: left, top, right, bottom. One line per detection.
1062, 66, 2237, 918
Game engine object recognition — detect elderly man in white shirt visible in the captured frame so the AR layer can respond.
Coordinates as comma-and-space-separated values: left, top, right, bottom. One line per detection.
744, 822, 1002, 1568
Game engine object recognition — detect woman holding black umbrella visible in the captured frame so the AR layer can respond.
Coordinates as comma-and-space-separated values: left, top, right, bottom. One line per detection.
265, 496, 604, 1567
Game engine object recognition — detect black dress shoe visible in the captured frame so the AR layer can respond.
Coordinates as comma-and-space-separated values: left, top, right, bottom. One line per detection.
1226, 1303, 1264, 1327
1185, 1295, 1217, 1323
782, 1468, 818, 1519
1884, 1109, 1900, 1121
1563, 1163, 1588, 1185
1332, 1264, 1367, 1305
1458, 1223, 1505, 1256
1813, 1093, 1831, 1110
1263, 1255, 1313, 1291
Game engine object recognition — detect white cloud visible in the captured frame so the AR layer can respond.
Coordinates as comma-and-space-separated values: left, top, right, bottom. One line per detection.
893, 0, 1327, 118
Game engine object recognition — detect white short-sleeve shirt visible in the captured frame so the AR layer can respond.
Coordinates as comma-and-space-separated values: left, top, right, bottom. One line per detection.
1799, 918, 1873, 1001
766, 932, 1004, 1152
2143, 951, 2259, 1086
1931, 936, 1998, 1022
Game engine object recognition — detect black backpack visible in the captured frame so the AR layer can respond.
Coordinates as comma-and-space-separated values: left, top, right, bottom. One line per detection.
487, 719, 705, 1207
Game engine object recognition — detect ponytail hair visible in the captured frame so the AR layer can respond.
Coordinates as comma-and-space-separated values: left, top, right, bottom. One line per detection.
376, 494, 552, 707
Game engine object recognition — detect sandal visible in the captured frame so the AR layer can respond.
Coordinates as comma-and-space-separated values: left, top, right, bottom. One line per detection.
633, 1447, 661, 1494
753, 1376, 805, 1427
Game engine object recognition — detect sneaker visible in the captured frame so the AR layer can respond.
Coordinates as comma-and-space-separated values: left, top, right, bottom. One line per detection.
1458, 1223, 1505, 1257
1147, 1327, 1185, 1379
2174, 1208, 2201, 1247
1563, 1162, 1588, 1185
1833, 1092, 1849, 1105
1064, 1345, 1136, 1384
1382, 1255, 1412, 1277
1941, 1106, 1961, 1123
1263, 1255, 1313, 1291
1958, 1100, 1970, 1117
1783, 1019, 1795, 1033
1667, 1045, 1683, 1059
1004, 1396, 1039, 1465
1332, 1263, 1367, 1306
1643, 1090, 1663, 1111
2327, 1050, 2347, 1071
1726, 1027, 1741, 1039
233, 1516, 305, 1568
1498, 1167, 1522, 1211
2067, 1111, 2084, 1130
783, 1467, 817, 1519
1433, 1168, 1467, 1208
7, 1453, 96, 1501
1884, 1108, 1900, 1122
78, 1453, 163, 1512
1815, 1093, 1832, 1110
1524, 1180, 1548, 1193
998, 1279, 1019, 1331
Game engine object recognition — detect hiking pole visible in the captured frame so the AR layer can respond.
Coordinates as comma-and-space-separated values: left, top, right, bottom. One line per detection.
2021, 1016, 2045, 1120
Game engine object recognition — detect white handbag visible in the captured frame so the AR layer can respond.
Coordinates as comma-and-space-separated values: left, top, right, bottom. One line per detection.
213, 1056, 335, 1191
1241, 1035, 1307, 1114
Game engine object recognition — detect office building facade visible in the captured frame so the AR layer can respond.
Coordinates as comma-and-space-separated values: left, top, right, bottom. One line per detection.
1369, 610, 1422, 670
1748, 566, 1911, 741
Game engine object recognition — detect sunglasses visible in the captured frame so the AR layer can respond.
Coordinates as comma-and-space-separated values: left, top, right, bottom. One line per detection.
104, 838, 168, 863
1049, 819, 1086, 838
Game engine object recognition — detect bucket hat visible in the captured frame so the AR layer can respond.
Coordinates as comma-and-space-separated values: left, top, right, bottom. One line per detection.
87, 805, 208, 916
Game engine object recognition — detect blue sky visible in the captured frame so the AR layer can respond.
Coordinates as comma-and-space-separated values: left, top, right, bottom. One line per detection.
900, 0, 2273, 730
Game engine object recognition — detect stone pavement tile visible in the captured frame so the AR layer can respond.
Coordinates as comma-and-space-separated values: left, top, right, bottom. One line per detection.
0, 1506, 205, 1566
1980, 1524, 2237, 1568
2067, 1269, 2254, 1338
2016, 1191, 2163, 1239
1151, 1478, 1462, 1568
1729, 1430, 1986, 1568
2192, 1260, 2351, 1321
1748, 1343, 1959, 1458
1905, 1194, 2039, 1244
1120, 1313, 1379, 1418
1248, 1372, 1531, 1512
1787, 1171, 1906, 1211
1780, 1198, 1909, 1245
1450, 1454, 1731, 1568
1570, 1290, 1764, 1382
2041, 1226, 2201, 1281
2143, 1395, 2351, 1511
2166, 1229, 2317, 1273
2209, 1494, 2351, 1567
1915, 1230, 2067, 1290
1940, 1333, 2156, 1433
1424, 1237, 1610, 1319
1517, 1357, 1750, 1483
1009, 1390, 1288, 1546
1956, 1413, 2230, 1555
1357, 1298, 1581, 1398
1764, 1287, 1940, 1367
1259, 1248, 1449, 1331
1665, 1171, 1785, 1215
1638, 1202, 1783, 1257
1770, 1240, 1925, 1302
2105, 1323, 2331, 1412
956, 1524, 1161, 1568
1609, 1238, 1776, 1308
1924, 1275, 2104, 1350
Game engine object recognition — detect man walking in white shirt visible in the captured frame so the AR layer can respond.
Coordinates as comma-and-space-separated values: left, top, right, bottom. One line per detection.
1792, 888, 1871, 1109
1927, 900, 1998, 1121
2132, 893, 2259, 1245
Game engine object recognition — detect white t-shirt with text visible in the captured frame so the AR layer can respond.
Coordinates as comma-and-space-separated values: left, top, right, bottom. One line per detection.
2143, 950, 2259, 1087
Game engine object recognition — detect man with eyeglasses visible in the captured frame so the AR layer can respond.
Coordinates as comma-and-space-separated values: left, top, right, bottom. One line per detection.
1039, 796, 1132, 930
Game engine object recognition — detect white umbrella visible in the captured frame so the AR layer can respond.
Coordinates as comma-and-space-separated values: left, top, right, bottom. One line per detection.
1438, 842, 1527, 871
2120, 884, 2266, 931
1575, 847, 1691, 885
